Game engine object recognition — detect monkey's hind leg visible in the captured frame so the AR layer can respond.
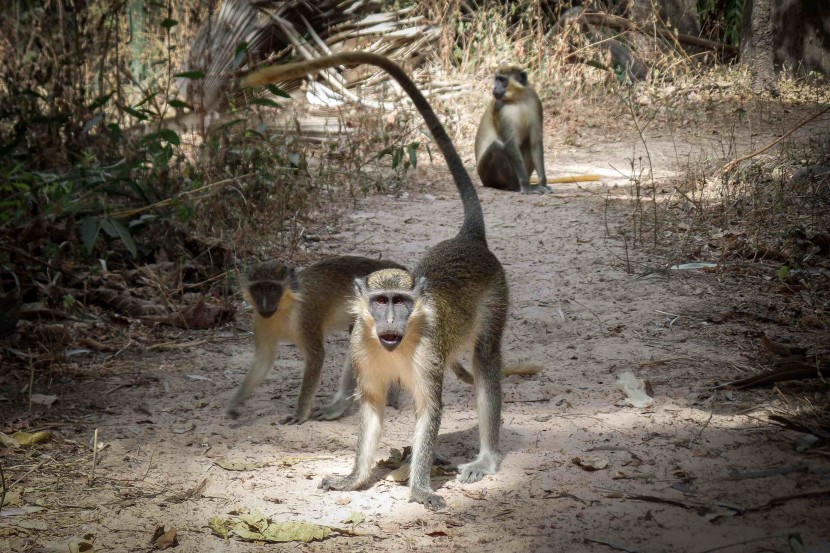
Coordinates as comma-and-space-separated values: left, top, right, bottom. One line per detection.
477, 142, 520, 192
458, 309, 506, 483
312, 355, 356, 421
319, 388, 386, 491
282, 332, 325, 425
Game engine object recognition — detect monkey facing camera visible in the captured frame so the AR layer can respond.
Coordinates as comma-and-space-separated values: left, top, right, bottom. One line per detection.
227, 256, 404, 424
245, 52, 536, 510
475, 66, 551, 195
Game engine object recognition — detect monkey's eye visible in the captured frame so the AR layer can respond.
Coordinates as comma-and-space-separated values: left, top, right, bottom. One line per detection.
392, 296, 406, 305
375, 296, 389, 305
519, 72, 527, 83
495, 76, 506, 83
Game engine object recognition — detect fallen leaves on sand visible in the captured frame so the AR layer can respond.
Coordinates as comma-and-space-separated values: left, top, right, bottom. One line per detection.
209, 510, 349, 543
151, 525, 178, 550
572, 456, 609, 471
6, 431, 52, 447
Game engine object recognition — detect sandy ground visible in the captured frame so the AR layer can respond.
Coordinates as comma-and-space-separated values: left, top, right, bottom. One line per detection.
3, 104, 830, 553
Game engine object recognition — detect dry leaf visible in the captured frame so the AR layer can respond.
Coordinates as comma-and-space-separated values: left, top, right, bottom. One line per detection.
151, 525, 178, 550
30, 394, 58, 406
11, 431, 51, 446
340, 512, 365, 526
0, 432, 20, 449
572, 456, 609, 471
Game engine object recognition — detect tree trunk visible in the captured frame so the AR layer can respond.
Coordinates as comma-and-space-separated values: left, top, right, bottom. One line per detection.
741, 0, 779, 94
741, 0, 830, 88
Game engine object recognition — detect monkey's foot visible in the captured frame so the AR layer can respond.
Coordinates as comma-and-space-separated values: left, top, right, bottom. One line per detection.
521, 185, 551, 195
279, 414, 308, 425
410, 487, 446, 511
458, 451, 503, 484
312, 396, 354, 421
319, 474, 360, 492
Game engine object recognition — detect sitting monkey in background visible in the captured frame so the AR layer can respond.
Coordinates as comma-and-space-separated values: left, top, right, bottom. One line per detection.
227, 256, 404, 424
475, 65, 551, 195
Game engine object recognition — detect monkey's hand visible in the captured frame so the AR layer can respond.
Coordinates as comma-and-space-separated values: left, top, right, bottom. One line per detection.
319, 474, 361, 492
410, 487, 446, 511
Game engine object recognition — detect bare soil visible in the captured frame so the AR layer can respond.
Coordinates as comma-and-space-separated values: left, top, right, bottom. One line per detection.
3, 101, 829, 553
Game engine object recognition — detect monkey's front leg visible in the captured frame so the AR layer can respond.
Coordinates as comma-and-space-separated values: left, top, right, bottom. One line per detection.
502, 133, 535, 195
319, 396, 385, 491
530, 131, 552, 194
408, 368, 446, 510
227, 326, 277, 418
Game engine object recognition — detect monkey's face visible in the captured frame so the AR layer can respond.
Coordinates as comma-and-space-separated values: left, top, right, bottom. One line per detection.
355, 271, 426, 352
248, 281, 285, 319
367, 291, 416, 351
492, 68, 528, 102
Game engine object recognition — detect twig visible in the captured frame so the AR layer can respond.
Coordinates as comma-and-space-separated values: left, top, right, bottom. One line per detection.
0, 461, 6, 514
505, 398, 550, 404
109, 172, 255, 219
569, 297, 605, 328
585, 537, 638, 553
11, 457, 51, 487
146, 338, 211, 351
696, 534, 786, 553
88, 429, 99, 486
27, 356, 35, 416
0, 243, 66, 273
695, 390, 717, 440
721, 105, 830, 174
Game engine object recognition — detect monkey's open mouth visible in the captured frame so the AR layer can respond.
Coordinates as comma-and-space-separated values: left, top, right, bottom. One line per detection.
259, 309, 276, 319
378, 333, 403, 351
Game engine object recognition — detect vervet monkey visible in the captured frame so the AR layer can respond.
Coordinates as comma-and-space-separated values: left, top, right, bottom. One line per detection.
228, 256, 404, 424
245, 52, 530, 510
475, 66, 551, 194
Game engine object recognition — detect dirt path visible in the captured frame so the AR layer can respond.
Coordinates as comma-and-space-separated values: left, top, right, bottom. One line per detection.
5, 114, 830, 552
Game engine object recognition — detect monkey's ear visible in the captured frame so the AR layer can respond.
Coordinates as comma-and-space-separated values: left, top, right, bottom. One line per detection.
412, 276, 427, 297
354, 277, 369, 296
287, 267, 299, 291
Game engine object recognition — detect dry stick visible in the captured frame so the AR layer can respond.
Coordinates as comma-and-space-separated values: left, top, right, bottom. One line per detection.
721, 105, 830, 175
697, 534, 787, 553
0, 243, 66, 273
109, 172, 255, 219
88, 429, 99, 486
11, 457, 51, 488
0, 462, 5, 514
27, 356, 35, 416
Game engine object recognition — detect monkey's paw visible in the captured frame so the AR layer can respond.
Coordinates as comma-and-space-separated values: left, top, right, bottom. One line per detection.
279, 414, 308, 425
410, 488, 446, 511
311, 397, 353, 421
458, 453, 502, 484
319, 475, 360, 492
522, 185, 550, 195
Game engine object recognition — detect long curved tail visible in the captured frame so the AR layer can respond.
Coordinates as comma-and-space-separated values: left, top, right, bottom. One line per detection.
243, 52, 486, 242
